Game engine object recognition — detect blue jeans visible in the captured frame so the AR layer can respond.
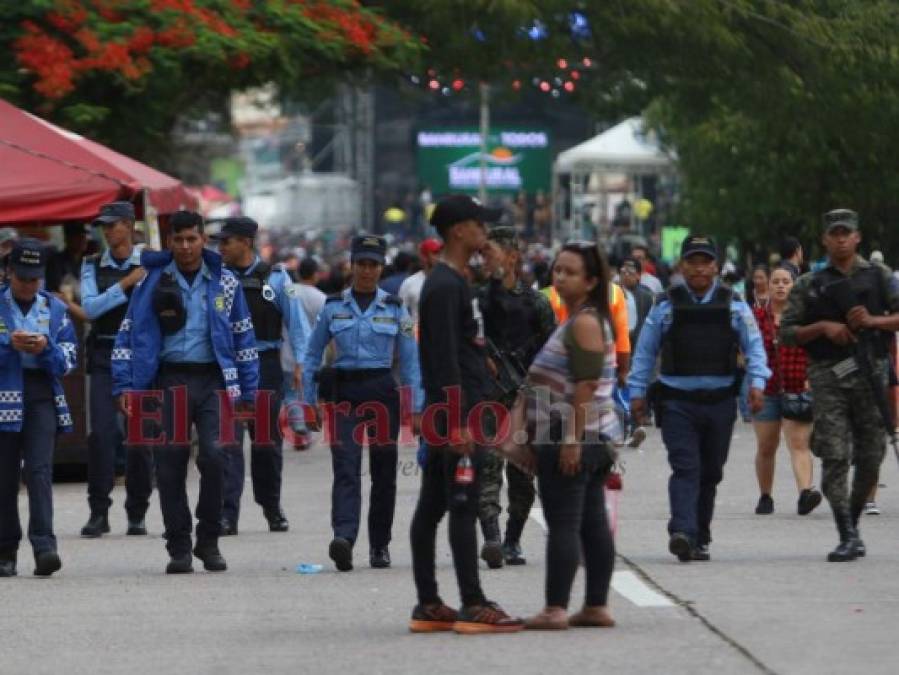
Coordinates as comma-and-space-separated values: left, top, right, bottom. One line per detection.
661, 397, 737, 546
0, 376, 58, 554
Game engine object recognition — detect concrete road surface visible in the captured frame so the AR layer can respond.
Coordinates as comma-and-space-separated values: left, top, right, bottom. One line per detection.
2, 423, 897, 675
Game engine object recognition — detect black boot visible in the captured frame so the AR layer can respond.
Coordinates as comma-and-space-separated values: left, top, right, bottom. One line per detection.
81, 512, 110, 538
264, 507, 289, 532
0, 551, 16, 578
502, 516, 527, 565
480, 516, 504, 569
850, 506, 867, 558
827, 510, 860, 562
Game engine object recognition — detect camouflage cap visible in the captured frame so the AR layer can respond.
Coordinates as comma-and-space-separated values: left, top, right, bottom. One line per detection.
823, 209, 858, 232
487, 225, 519, 248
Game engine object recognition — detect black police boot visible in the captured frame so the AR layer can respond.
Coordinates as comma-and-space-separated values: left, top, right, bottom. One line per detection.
850, 506, 867, 558
264, 507, 289, 533
502, 516, 527, 566
329, 537, 353, 572
33, 550, 62, 577
0, 551, 16, 578
480, 517, 504, 569
827, 510, 860, 562
668, 532, 693, 562
193, 541, 227, 572
81, 512, 110, 538
220, 517, 238, 536
126, 516, 147, 536
166, 554, 194, 575
370, 546, 391, 569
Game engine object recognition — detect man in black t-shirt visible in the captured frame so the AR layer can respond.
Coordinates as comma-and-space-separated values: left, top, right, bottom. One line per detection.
408, 195, 523, 635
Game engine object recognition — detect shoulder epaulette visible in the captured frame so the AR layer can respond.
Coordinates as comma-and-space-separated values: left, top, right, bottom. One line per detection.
325, 294, 343, 303
384, 294, 402, 306
85, 253, 101, 263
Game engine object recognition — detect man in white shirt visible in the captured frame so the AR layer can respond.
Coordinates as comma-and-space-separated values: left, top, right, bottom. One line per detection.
281, 256, 327, 449
398, 238, 442, 322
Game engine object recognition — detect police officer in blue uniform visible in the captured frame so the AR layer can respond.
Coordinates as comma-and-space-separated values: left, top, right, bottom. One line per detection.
629, 236, 770, 562
112, 211, 258, 574
79, 201, 154, 538
304, 234, 423, 571
213, 216, 311, 534
0, 240, 78, 577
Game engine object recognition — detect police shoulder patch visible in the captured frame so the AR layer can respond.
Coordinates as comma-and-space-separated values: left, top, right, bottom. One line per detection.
400, 317, 414, 337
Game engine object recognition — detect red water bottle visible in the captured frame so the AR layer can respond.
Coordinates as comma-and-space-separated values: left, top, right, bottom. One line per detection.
455, 455, 474, 485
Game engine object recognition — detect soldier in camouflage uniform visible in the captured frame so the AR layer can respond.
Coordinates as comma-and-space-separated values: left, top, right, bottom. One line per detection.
780, 209, 899, 562
477, 226, 556, 568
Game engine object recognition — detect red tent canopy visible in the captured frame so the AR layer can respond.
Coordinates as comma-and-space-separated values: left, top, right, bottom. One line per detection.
0, 98, 197, 224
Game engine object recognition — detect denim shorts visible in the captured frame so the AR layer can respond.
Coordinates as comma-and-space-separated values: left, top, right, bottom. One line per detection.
752, 394, 782, 422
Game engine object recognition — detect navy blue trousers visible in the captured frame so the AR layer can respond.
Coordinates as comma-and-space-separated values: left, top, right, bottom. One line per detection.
0, 374, 58, 555
660, 397, 736, 546
87, 358, 154, 519
330, 373, 399, 548
154, 368, 228, 557
222, 351, 284, 523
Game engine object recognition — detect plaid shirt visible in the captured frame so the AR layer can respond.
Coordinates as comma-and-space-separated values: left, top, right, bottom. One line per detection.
754, 305, 807, 395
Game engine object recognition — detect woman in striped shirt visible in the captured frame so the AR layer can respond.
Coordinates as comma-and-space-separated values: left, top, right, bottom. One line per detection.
523, 241, 618, 630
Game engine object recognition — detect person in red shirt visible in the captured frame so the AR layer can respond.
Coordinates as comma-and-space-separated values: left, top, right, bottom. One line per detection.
751, 265, 822, 516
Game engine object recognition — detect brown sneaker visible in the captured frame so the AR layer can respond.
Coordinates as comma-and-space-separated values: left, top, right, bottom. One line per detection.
409, 602, 459, 633
524, 607, 568, 630
568, 606, 615, 628
453, 601, 524, 634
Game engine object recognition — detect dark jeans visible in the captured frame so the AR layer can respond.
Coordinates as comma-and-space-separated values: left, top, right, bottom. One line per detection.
660, 397, 736, 546
222, 351, 284, 523
154, 368, 228, 557
87, 362, 154, 519
330, 373, 399, 547
0, 374, 58, 554
537, 445, 615, 609
410, 444, 488, 608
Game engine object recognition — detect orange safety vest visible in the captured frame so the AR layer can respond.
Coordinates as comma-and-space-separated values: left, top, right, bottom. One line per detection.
543, 286, 569, 323
542, 284, 629, 352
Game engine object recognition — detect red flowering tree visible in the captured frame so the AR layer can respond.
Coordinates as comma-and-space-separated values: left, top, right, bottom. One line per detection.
0, 0, 420, 163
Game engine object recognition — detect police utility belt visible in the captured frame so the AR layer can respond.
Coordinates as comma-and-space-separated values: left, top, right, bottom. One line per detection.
315, 367, 391, 401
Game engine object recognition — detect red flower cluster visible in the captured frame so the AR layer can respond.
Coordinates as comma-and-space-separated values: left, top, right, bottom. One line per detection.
302, 1, 376, 55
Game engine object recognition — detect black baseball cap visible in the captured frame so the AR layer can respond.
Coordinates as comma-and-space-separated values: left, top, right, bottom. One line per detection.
429, 195, 503, 235
823, 209, 858, 232
680, 235, 718, 261
92, 201, 135, 226
210, 216, 259, 240
9, 238, 47, 280
351, 234, 387, 264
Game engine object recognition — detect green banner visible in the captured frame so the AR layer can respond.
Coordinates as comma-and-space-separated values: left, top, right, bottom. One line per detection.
661, 226, 690, 262
416, 128, 551, 195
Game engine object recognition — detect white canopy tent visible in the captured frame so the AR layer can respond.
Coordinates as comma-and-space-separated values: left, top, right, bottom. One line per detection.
553, 116, 677, 242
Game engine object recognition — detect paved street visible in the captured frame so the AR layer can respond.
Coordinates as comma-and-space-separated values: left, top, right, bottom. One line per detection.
2, 423, 898, 675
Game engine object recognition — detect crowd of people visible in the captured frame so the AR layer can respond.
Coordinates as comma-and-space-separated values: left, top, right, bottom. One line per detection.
0, 197, 895, 635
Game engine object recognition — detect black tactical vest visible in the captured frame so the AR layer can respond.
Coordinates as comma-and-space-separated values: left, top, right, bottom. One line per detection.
89, 255, 139, 339
238, 262, 282, 342
660, 284, 739, 376
804, 264, 890, 361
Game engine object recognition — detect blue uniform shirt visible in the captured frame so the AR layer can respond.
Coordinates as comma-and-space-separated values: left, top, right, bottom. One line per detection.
4, 287, 55, 370
628, 280, 770, 399
235, 256, 310, 361
159, 260, 216, 364
80, 245, 143, 324
303, 287, 424, 411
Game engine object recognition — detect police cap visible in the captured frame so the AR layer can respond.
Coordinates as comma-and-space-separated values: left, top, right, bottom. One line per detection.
487, 225, 519, 248
351, 234, 386, 264
680, 235, 718, 261
9, 238, 47, 280
210, 216, 259, 240
92, 201, 135, 226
